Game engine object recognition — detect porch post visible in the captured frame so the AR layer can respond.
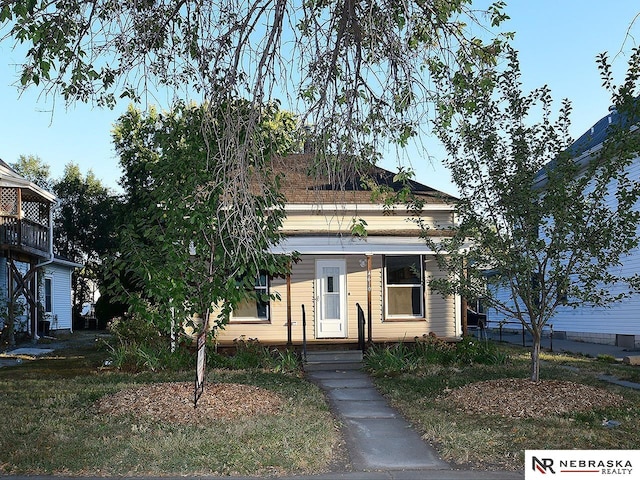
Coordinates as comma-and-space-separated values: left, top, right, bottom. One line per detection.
366, 255, 372, 344
286, 271, 292, 346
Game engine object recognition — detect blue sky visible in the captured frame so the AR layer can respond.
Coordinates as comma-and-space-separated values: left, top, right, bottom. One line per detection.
1, 1, 638, 195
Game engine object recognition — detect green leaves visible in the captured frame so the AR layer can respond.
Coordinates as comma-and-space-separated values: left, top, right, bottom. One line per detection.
430, 46, 640, 380
107, 100, 295, 335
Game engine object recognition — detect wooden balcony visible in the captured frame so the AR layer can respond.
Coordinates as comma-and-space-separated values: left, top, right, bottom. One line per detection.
0, 215, 51, 257
1, 182, 53, 259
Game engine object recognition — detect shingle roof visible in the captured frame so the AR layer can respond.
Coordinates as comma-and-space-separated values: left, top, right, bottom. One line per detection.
568, 106, 635, 157
0, 158, 57, 203
273, 154, 455, 205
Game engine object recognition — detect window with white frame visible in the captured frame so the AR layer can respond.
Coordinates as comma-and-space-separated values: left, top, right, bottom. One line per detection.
232, 273, 270, 321
385, 255, 424, 318
44, 277, 53, 314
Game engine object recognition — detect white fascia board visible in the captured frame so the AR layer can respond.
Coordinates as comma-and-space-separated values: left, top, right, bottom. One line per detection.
284, 203, 454, 212
0, 177, 57, 203
52, 257, 84, 269
268, 235, 449, 255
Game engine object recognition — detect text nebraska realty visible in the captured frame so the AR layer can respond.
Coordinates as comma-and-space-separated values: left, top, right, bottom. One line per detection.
557, 459, 632, 475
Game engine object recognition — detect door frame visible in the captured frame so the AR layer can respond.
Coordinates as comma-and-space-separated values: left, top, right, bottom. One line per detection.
315, 259, 347, 339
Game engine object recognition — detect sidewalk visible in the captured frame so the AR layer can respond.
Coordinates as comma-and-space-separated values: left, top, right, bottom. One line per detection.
485, 328, 639, 360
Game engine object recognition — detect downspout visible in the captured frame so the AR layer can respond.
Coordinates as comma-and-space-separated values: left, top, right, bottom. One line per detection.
34, 203, 56, 339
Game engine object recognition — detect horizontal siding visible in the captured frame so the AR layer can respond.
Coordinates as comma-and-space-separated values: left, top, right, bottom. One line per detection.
426, 263, 458, 337
218, 257, 316, 343
282, 210, 454, 233
43, 263, 74, 331
0, 260, 74, 332
217, 253, 460, 344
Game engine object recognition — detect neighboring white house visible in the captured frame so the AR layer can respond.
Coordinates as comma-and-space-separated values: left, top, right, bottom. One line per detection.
1, 159, 82, 340
0, 255, 81, 335
487, 108, 640, 349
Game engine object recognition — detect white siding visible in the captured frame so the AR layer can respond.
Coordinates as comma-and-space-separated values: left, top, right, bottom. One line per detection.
41, 262, 74, 331
488, 155, 640, 342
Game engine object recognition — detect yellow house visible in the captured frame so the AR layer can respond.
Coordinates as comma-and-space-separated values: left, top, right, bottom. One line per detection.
215, 154, 462, 346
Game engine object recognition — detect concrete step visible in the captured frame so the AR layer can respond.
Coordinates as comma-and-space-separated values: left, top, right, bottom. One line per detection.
304, 350, 364, 371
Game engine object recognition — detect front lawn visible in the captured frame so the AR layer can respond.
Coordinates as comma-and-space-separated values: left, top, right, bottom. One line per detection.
366, 340, 640, 471
0, 334, 340, 476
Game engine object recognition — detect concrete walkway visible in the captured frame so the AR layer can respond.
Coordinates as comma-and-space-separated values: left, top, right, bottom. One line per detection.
304, 368, 522, 480
306, 369, 448, 472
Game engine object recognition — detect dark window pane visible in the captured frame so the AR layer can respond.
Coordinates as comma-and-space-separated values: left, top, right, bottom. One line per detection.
386, 255, 421, 285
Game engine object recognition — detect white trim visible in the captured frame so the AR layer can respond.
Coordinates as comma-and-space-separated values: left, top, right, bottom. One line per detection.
52, 257, 84, 269
384, 254, 425, 319
0, 161, 57, 203
269, 236, 446, 255
284, 203, 454, 212
44, 276, 53, 314
230, 274, 270, 322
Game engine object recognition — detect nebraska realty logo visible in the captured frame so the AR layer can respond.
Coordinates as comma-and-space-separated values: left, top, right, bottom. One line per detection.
525, 451, 637, 479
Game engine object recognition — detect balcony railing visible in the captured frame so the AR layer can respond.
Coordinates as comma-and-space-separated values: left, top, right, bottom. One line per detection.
0, 216, 50, 255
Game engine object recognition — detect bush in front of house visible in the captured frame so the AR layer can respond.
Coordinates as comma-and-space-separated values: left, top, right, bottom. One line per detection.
101, 314, 194, 372
364, 335, 509, 375
207, 336, 301, 373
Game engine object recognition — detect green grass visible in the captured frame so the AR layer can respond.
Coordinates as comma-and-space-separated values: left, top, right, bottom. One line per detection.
0, 334, 340, 476
367, 341, 640, 471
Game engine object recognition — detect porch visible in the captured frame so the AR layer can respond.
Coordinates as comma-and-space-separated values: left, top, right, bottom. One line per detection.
0, 184, 54, 258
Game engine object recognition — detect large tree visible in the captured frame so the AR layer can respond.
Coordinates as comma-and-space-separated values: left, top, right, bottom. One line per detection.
108, 100, 295, 338
0, 0, 509, 193
1, 1, 509, 333
426, 47, 640, 381
10, 154, 52, 191
53, 163, 117, 316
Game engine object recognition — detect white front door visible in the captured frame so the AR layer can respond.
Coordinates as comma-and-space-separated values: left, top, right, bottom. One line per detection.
316, 259, 347, 338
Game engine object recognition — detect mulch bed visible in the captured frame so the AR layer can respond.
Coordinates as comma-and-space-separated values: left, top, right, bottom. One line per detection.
442, 378, 625, 418
96, 382, 283, 425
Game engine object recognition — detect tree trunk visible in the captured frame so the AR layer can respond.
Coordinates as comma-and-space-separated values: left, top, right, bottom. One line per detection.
530, 329, 541, 381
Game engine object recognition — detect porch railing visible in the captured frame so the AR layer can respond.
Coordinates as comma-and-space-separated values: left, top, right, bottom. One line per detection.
356, 303, 366, 354
301, 304, 307, 361
0, 216, 50, 254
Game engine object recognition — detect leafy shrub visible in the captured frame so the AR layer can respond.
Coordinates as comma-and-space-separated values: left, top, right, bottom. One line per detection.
365, 342, 415, 376
104, 314, 194, 372
206, 336, 301, 373
365, 335, 509, 375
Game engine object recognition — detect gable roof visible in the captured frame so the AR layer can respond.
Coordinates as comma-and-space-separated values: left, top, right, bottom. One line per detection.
273, 154, 455, 205
534, 103, 639, 187
568, 106, 637, 158
0, 158, 57, 203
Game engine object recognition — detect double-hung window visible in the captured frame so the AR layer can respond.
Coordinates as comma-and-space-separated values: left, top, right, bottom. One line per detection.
232, 273, 270, 321
385, 255, 424, 318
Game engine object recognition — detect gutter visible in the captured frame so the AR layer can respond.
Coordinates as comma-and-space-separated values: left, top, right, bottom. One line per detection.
33, 204, 56, 340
